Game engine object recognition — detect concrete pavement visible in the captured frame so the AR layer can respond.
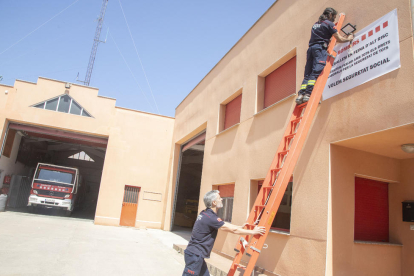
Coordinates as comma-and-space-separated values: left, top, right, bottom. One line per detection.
0, 211, 188, 276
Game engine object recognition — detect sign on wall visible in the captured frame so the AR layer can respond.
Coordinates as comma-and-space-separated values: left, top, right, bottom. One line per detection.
323, 9, 401, 100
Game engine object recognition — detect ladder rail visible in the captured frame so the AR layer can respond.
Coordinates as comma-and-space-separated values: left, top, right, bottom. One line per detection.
229, 97, 305, 273
228, 13, 346, 276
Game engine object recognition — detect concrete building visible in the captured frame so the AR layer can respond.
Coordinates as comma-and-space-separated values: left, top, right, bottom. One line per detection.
1, 0, 414, 275
0, 77, 175, 229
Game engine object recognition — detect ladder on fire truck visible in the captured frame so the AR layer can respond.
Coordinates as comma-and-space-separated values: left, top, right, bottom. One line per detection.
228, 14, 346, 276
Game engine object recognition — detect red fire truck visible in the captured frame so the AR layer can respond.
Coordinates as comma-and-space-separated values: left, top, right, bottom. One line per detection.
28, 163, 82, 215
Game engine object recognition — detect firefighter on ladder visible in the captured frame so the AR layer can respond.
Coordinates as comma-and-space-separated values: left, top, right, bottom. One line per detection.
296, 7, 354, 105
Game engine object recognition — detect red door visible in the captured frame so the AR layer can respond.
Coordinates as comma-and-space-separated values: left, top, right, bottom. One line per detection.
354, 177, 389, 242
120, 186, 140, 227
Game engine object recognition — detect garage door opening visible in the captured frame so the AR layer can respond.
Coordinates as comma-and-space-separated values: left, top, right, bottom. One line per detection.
171, 132, 205, 232
1, 123, 107, 219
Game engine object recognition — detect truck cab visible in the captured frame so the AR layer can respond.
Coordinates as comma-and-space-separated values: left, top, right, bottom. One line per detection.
28, 163, 81, 215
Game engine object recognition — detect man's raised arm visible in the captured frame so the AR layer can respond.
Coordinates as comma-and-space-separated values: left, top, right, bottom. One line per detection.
221, 222, 266, 235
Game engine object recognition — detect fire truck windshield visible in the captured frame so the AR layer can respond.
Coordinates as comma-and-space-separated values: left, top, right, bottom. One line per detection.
36, 169, 74, 184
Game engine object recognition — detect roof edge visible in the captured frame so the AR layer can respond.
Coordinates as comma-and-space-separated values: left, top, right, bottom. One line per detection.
0, 83, 15, 88
38, 77, 100, 90
98, 95, 116, 101
115, 106, 175, 119
15, 79, 37, 85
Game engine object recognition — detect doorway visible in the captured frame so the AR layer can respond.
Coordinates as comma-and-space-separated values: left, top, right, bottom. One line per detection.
171, 132, 205, 231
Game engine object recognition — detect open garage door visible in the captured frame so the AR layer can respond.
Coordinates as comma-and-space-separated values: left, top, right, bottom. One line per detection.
1, 123, 108, 219
171, 132, 206, 231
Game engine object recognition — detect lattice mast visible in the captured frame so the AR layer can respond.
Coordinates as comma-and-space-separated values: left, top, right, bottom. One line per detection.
79, 0, 109, 86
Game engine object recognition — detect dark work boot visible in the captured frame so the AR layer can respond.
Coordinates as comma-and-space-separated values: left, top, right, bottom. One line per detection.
302, 94, 311, 103
295, 94, 304, 105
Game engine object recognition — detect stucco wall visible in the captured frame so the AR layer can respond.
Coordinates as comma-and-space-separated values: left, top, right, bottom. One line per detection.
0, 84, 30, 185
0, 133, 30, 187
330, 146, 403, 275
167, 0, 414, 274
95, 107, 175, 228
398, 158, 414, 275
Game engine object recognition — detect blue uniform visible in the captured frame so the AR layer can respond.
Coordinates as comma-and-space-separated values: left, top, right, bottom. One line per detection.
183, 208, 224, 276
300, 20, 338, 95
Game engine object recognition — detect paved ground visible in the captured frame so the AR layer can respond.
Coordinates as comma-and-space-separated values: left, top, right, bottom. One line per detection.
0, 211, 190, 276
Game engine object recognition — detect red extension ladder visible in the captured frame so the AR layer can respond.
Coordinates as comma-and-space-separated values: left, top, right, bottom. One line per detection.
227, 14, 346, 276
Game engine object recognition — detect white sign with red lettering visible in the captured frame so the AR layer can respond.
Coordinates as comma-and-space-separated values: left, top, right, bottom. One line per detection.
323, 9, 400, 100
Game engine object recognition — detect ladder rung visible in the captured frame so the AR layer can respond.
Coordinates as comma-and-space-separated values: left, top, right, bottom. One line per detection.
285, 133, 296, 139
297, 101, 308, 108
262, 186, 272, 190
271, 168, 281, 173
291, 117, 303, 124
278, 150, 289, 156
255, 205, 265, 209
236, 264, 246, 270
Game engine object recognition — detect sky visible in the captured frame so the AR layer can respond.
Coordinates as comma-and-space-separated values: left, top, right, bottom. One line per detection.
0, 0, 276, 117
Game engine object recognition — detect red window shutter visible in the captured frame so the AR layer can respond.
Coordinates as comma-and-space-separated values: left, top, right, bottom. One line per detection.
264, 56, 296, 108
218, 184, 235, 198
224, 94, 242, 130
354, 177, 389, 242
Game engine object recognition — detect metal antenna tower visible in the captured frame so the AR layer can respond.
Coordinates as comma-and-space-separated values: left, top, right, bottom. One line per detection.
78, 0, 109, 86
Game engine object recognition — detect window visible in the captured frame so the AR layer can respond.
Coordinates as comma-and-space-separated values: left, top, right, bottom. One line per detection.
36, 168, 75, 184
223, 94, 242, 131
256, 51, 297, 112
45, 98, 59, 111
354, 177, 389, 242
264, 56, 296, 109
258, 176, 293, 232
57, 95, 71, 113
32, 94, 92, 118
218, 91, 243, 133
216, 184, 235, 222
68, 151, 94, 162
69, 101, 82, 115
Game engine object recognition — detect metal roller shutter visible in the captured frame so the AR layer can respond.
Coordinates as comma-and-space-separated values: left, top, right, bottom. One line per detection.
354, 177, 389, 242
218, 184, 235, 198
224, 94, 242, 130
264, 56, 296, 108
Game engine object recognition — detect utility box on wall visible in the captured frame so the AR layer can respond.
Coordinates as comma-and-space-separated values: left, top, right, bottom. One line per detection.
402, 201, 414, 222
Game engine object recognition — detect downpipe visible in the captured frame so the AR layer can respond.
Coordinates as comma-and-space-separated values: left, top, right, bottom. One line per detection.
411, 0, 414, 56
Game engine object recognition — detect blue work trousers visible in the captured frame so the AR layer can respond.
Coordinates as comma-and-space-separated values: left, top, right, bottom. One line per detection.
300, 44, 328, 95
182, 250, 209, 276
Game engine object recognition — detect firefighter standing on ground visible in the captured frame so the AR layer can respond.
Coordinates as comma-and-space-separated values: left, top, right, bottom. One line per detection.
296, 7, 354, 105
182, 190, 265, 276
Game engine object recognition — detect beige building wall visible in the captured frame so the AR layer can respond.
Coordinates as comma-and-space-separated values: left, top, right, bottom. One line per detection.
95, 107, 175, 228
166, 0, 414, 275
330, 146, 403, 275
0, 77, 175, 229
0, 84, 29, 185
400, 159, 414, 275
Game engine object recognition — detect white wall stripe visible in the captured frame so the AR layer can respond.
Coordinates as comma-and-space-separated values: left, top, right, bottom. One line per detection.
136, 220, 161, 224
95, 216, 119, 220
